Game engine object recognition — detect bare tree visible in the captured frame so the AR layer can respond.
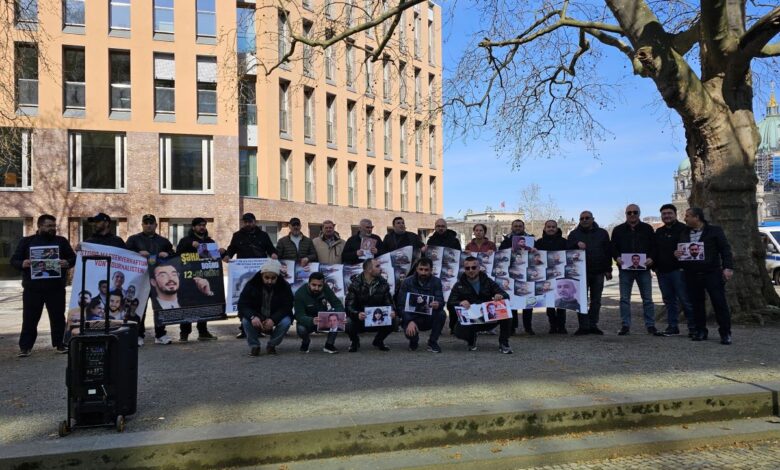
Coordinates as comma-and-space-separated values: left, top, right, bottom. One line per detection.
517, 183, 563, 236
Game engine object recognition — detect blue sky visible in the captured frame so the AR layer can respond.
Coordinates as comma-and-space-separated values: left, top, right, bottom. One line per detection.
438, 3, 773, 225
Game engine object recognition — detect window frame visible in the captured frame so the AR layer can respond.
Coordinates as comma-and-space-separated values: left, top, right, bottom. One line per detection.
159, 134, 214, 194
0, 128, 33, 191
68, 131, 127, 192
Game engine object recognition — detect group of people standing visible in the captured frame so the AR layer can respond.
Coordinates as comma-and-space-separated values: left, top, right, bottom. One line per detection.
11, 202, 734, 359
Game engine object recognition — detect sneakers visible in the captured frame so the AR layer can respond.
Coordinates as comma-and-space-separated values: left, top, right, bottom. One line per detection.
198, 331, 218, 341
236, 331, 247, 339
323, 343, 339, 354
617, 326, 630, 336
467, 337, 478, 351
427, 342, 442, 353
499, 343, 513, 354
720, 334, 732, 345
56, 345, 69, 354
179, 333, 189, 343
155, 335, 173, 345
590, 327, 604, 335
573, 328, 590, 336
18, 349, 31, 358
266, 345, 278, 355
647, 326, 658, 335
348, 342, 360, 353
663, 326, 680, 336
137, 337, 144, 347
300, 339, 310, 353
372, 340, 390, 352
248, 346, 260, 357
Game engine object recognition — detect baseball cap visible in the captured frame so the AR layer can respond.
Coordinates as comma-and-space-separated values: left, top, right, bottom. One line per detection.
88, 213, 111, 223
289, 217, 301, 226
142, 214, 157, 223
191, 217, 207, 226
241, 212, 256, 222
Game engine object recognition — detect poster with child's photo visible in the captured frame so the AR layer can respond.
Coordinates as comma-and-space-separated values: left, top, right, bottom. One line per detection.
316, 312, 346, 332
365, 306, 393, 327
405, 293, 433, 315
678, 243, 705, 261
621, 253, 647, 270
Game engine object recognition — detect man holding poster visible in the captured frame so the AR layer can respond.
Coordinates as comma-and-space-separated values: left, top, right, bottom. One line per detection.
11, 214, 76, 357
345, 259, 396, 352
396, 258, 445, 353
342, 219, 383, 264
237, 260, 294, 356
294, 272, 344, 353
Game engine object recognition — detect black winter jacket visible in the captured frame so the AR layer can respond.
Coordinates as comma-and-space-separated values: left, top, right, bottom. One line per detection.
382, 231, 423, 252
654, 221, 687, 273
237, 274, 294, 323
567, 223, 612, 274
225, 227, 277, 259
426, 229, 461, 251
344, 273, 394, 321
678, 224, 734, 273
447, 271, 509, 307
534, 229, 569, 251
342, 234, 384, 264
85, 232, 127, 249
126, 232, 174, 256
176, 229, 216, 254
611, 221, 657, 260
11, 233, 77, 289
498, 232, 534, 250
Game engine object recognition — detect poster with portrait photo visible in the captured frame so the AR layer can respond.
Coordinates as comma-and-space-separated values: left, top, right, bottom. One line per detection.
225, 258, 269, 313
507, 250, 528, 282
554, 278, 584, 312
292, 262, 320, 293
482, 299, 511, 322
359, 237, 377, 259
535, 279, 557, 307
197, 242, 221, 259
364, 305, 393, 327
316, 311, 347, 332
150, 252, 226, 326
375, 255, 397, 294
342, 264, 364, 293
621, 253, 647, 270
512, 235, 534, 253
69, 243, 151, 326
528, 251, 547, 271
319, 264, 345, 302
546, 266, 565, 280
565, 250, 584, 265
405, 292, 433, 315
279, 259, 295, 285
678, 242, 705, 261
30, 245, 61, 279
427, 246, 444, 276
547, 250, 566, 268
509, 281, 532, 309
455, 304, 485, 325
492, 249, 511, 278
526, 265, 545, 283
495, 277, 514, 296
473, 251, 495, 275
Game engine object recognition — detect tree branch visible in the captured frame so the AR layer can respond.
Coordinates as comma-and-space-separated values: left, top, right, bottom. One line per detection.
670, 18, 701, 55
758, 42, 780, 57
740, 6, 780, 59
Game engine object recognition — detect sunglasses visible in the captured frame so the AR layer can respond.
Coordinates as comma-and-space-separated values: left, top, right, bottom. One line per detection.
464, 266, 479, 271
626, 211, 639, 215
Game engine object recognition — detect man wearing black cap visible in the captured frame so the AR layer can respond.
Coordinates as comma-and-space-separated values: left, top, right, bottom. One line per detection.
126, 214, 176, 345
276, 217, 317, 266
84, 213, 127, 249
223, 212, 278, 338
174, 217, 224, 341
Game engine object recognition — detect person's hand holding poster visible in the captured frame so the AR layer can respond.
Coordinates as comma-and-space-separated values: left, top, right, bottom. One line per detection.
317, 312, 346, 332
364, 306, 393, 327
482, 299, 511, 322
30, 246, 61, 279
197, 242, 222, 259
620, 253, 647, 270
455, 304, 484, 325
359, 238, 377, 259
404, 293, 433, 315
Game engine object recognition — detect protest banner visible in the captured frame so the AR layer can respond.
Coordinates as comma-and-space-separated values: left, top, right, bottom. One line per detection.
150, 253, 226, 326
292, 263, 320, 293
319, 264, 345, 302
225, 258, 269, 313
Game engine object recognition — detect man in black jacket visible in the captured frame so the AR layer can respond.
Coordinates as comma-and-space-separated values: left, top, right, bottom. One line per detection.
654, 204, 695, 336
534, 221, 570, 334
498, 219, 534, 335
425, 219, 461, 251
342, 219, 384, 264
84, 213, 126, 249
611, 204, 657, 336
175, 217, 223, 341
237, 259, 294, 356
383, 217, 424, 254
344, 259, 396, 352
448, 256, 512, 354
222, 212, 278, 339
126, 214, 175, 345
568, 211, 612, 335
676, 208, 735, 345
11, 214, 77, 357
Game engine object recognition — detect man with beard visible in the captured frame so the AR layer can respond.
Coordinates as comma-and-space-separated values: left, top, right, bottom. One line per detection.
382, 216, 424, 256
425, 219, 461, 251
223, 212, 278, 339
555, 279, 581, 312
174, 218, 223, 341
312, 220, 345, 264
294, 272, 344, 354
499, 220, 536, 336
345, 259, 396, 352
11, 214, 77, 357
237, 260, 294, 356
653, 204, 695, 336
83, 213, 126, 249
397, 258, 445, 353
107, 290, 125, 321
342, 219, 384, 264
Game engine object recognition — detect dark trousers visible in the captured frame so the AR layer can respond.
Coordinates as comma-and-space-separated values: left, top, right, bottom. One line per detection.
684, 270, 731, 336
521, 308, 534, 331
20, 287, 66, 350
297, 323, 338, 346
546, 308, 566, 330
180, 321, 209, 336
447, 305, 458, 332
346, 318, 395, 345
404, 311, 445, 344
577, 272, 605, 329
455, 318, 511, 345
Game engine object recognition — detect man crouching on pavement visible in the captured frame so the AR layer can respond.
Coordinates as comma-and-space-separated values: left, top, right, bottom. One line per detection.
396, 257, 445, 353
237, 259, 293, 356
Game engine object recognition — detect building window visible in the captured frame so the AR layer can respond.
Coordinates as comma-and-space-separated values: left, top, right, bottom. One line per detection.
384, 169, 392, 210
346, 0, 354, 26
327, 158, 337, 205
399, 116, 407, 161
414, 67, 421, 109
413, 12, 421, 58
15, 43, 38, 111
367, 165, 375, 209
428, 74, 435, 112
326, 94, 336, 146
414, 121, 422, 165
302, 0, 312, 10
196, 0, 216, 42
0, 128, 32, 189
69, 131, 126, 191
398, 10, 407, 52
325, 45, 335, 82
63, 47, 85, 114
383, 112, 392, 159
160, 135, 213, 192
305, 154, 315, 203
109, 50, 131, 113
382, 56, 392, 102
399, 61, 407, 105
239, 78, 256, 125
0, 220, 24, 279
345, 42, 355, 88
364, 0, 374, 36
365, 106, 375, 155
415, 174, 422, 212
196, 56, 218, 121
15, 0, 37, 27
154, 53, 175, 117
279, 80, 290, 136
280, 150, 291, 200
400, 171, 408, 211
109, 0, 131, 33
63, 0, 85, 28
428, 126, 436, 168
239, 149, 257, 197
237, 6, 255, 53
429, 176, 436, 214
364, 49, 374, 95
428, 18, 434, 64
154, 0, 174, 35
302, 21, 313, 76
277, 9, 290, 64
347, 100, 356, 151
348, 162, 357, 207
303, 87, 315, 141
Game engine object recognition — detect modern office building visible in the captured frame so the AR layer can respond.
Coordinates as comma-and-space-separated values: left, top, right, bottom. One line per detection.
0, 0, 443, 279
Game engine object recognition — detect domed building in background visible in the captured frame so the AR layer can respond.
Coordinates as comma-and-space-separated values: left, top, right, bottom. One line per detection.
673, 85, 780, 222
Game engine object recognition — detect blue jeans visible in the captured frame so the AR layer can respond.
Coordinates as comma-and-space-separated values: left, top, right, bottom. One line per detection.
656, 270, 694, 330
241, 316, 292, 348
618, 270, 655, 328
403, 310, 445, 344
296, 323, 338, 346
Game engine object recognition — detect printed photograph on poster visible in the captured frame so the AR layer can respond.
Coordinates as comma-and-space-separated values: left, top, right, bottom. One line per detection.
495, 277, 513, 294
564, 263, 581, 279
678, 242, 705, 261
512, 235, 534, 252
405, 293, 433, 315
359, 238, 377, 259
225, 258, 268, 313
535, 280, 555, 296
492, 249, 510, 278
474, 251, 494, 274
30, 245, 61, 279
342, 264, 364, 293
514, 281, 532, 296
525, 294, 545, 308
621, 253, 647, 270
547, 251, 565, 267
554, 278, 581, 312
566, 251, 584, 264
365, 306, 393, 327
197, 242, 222, 259
455, 305, 485, 325
427, 246, 444, 276
527, 266, 544, 282
546, 266, 565, 279
316, 311, 347, 332
292, 262, 320, 292
319, 264, 345, 301
529, 251, 547, 269
279, 259, 295, 284
482, 299, 511, 322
